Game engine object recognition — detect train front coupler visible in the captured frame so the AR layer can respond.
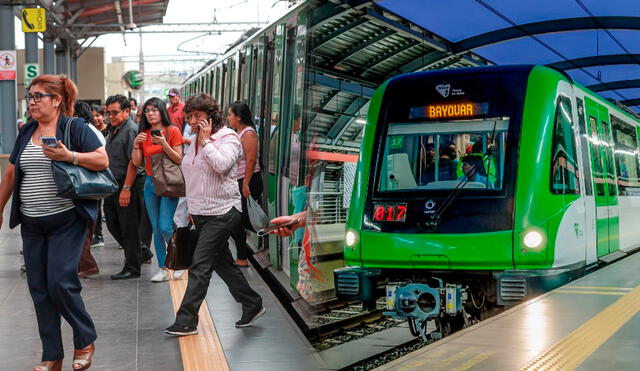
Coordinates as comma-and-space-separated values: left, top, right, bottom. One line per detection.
384, 279, 467, 341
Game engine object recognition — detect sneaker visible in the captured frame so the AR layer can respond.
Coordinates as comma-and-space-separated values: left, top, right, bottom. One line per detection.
164, 323, 198, 336
173, 270, 185, 279
235, 305, 265, 328
151, 269, 170, 282
90, 235, 104, 247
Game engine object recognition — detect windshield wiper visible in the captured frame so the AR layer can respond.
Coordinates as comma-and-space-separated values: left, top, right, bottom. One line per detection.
424, 121, 498, 232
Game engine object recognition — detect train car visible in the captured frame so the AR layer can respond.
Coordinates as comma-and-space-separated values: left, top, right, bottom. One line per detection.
334, 65, 640, 340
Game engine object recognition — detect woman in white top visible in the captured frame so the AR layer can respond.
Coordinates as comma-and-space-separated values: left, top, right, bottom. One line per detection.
227, 101, 262, 268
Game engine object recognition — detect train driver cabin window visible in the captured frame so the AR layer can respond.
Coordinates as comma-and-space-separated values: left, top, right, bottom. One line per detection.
550, 96, 579, 194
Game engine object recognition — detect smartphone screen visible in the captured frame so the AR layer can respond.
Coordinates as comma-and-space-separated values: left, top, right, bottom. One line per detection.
151, 129, 162, 137
41, 136, 57, 147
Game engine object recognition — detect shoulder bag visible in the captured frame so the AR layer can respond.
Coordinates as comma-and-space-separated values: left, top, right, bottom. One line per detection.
150, 125, 186, 198
52, 117, 119, 200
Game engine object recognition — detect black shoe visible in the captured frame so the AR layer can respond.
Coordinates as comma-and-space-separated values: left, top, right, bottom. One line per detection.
142, 248, 154, 264
110, 270, 140, 280
165, 323, 198, 336
19, 264, 26, 273
235, 305, 265, 328
90, 235, 104, 247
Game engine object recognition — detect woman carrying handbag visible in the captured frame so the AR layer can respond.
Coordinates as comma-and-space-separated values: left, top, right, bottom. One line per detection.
0, 75, 106, 371
132, 97, 184, 282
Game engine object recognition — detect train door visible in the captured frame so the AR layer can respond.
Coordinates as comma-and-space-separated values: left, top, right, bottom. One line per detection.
584, 98, 620, 257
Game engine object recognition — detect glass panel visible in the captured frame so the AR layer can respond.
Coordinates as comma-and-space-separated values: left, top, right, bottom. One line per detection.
269, 24, 285, 175
611, 115, 640, 194
589, 116, 606, 197
576, 99, 593, 196
550, 96, 580, 194
601, 120, 617, 196
377, 119, 508, 192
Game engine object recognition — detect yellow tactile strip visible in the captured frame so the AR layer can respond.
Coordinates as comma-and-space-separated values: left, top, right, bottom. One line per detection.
168, 272, 230, 371
520, 284, 640, 370
554, 285, 632, 296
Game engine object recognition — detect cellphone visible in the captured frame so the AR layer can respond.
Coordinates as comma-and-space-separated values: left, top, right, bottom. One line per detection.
256, 219, 300, 237
151, 129, 162, 137
41, 136, 57, 148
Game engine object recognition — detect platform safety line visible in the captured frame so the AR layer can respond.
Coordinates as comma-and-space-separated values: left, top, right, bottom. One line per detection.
168, 273, 230, 371
563, 285, 632, 291
554, 289, 626, 296
520, 284, 640, 371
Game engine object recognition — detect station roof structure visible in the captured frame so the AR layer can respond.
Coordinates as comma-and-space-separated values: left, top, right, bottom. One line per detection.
377, 0, 640, 113
29, 0, 169, 48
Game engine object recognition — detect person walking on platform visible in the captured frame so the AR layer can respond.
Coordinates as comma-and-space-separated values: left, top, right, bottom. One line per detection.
227, 101, 263, 268
0, 74, 103, 371
132, 97, 184, 282
90, 105, 108, 247
74, 101, 105, 279
104, 95, 146, 280
165, 94, 264, 336
167, 88, 186, 132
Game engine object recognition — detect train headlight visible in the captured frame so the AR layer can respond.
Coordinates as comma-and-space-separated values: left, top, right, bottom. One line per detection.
345, 230, 357, 247
523, 230, 544, 249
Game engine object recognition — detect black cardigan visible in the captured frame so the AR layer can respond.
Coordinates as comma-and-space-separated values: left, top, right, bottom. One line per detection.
9, 115, 103, 228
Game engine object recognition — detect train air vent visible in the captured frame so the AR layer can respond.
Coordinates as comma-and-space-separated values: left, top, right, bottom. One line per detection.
500, 277, 526, 301
336, 273, 360, 296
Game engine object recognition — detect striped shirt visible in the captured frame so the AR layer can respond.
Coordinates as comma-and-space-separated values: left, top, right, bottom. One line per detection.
19, 139, 75, 217
181, 126, 242, 216
236, 126, 261, 180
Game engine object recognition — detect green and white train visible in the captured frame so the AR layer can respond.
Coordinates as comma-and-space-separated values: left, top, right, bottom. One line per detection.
334, 65, 640, 339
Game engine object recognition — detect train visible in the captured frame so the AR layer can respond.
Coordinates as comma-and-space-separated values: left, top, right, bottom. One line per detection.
334, 64, 640, 340
178, 0, 493, 321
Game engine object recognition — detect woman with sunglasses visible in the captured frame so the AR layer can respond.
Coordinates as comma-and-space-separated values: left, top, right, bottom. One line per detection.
0, 75, 107, 370
132, 97, 183, 282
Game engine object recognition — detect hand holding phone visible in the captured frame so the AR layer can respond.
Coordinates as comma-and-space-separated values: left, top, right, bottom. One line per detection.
150, 129, 162, 137
257, 218, 300, 237
41, 136, 57, 148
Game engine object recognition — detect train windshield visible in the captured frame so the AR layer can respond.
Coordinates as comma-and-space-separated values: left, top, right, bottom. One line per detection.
377, 117, 509, 192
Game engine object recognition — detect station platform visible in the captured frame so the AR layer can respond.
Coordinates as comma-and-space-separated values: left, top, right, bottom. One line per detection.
0, 208, 323, 370
381, 252, 640, 370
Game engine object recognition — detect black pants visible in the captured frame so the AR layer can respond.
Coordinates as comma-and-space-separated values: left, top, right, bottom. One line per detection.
231, 175, 263, 260
135, 175, 153, 254
93, 199, 103, 237
21, 209, 97, 361
175, 208, 262, 327
104, 181, 141, 274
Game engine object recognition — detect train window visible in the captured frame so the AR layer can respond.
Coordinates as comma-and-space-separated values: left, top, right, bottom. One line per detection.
589, 116, 605, 196
377, 118, 508, 192
575, 99, 593, 195
611, 115, 640, 194
550, 96, 579, 194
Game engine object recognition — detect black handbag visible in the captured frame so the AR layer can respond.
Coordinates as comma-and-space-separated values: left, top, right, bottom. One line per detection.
166, 225, 198, 270
52, 117, 119, 200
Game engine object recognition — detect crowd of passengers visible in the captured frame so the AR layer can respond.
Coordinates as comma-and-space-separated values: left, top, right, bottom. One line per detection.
0, 74, 266, 371
418, 140, 493, 187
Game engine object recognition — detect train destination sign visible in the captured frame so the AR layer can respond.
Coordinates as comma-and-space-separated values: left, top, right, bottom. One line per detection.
426, 102, 485, 119
408, 102, 489, 121
372, 203, 407, 222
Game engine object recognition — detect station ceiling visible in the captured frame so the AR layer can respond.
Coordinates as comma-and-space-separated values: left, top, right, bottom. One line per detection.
35, 0, 169, 41
377, 0, 640, 112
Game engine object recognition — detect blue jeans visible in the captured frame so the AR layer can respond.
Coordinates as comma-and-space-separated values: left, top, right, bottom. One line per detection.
144, 176, 179, 268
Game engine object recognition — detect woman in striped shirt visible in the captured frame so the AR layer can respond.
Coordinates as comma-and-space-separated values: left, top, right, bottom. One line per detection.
0, 75, 106, 371
165, 94, 264, 336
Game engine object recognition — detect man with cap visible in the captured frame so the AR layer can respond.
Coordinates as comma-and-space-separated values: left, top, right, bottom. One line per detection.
167, 88, 185, 132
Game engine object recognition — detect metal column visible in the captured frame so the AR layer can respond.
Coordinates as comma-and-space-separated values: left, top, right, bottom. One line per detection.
43, 36, 55, 74
24, 29, 37, 89
55, 40, 67, 75
70, 53, 77, 82
0, 6, 17, 153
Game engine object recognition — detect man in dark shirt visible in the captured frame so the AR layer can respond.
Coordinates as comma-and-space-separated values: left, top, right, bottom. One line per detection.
104, 95, 144, 279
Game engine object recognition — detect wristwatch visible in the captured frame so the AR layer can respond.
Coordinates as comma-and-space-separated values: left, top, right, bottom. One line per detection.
71, 151, 79, 165
123, 185, 131, 191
